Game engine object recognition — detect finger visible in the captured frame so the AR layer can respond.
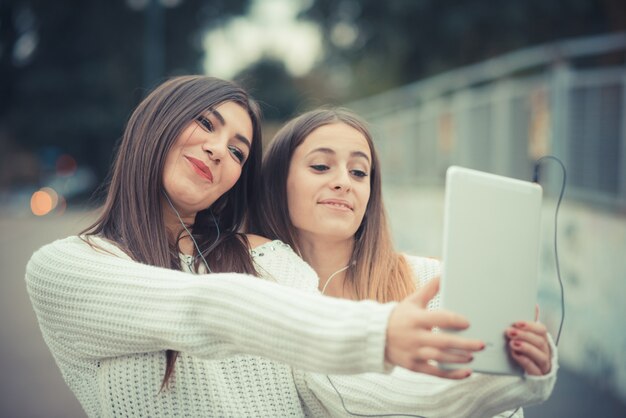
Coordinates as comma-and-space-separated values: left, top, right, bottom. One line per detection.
509, 340, 551, 374
505, 328, 548, 350
535, 304, 540, 321
419, 331, 485, 352
511, 351, 543, 376
410, 276, 440, 308
414, 347, 474, 364
418, 310, 470, 330
513, 320, 548, 336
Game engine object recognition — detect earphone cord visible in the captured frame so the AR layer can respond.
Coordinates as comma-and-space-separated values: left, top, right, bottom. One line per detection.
163, 191, 218, 274
503, 156, 566, 418
329, 157, 566, 418
533, 155, 566, 346
321, 265, 350, 295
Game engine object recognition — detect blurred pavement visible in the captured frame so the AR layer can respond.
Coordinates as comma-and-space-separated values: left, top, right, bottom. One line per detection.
1, 210, 625, 417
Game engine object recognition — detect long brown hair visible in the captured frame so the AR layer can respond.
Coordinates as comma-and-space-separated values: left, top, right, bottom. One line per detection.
251, 108, 415, 303
82, 75, 263, 387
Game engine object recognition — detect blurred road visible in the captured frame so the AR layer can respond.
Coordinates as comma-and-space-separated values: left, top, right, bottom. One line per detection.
1, 210, 625, 417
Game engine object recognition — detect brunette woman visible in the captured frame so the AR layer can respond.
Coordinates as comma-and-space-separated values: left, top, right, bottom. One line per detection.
25, 77, 485, 417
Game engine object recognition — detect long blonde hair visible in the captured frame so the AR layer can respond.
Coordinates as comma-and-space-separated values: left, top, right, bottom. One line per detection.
251, 108, 415, 303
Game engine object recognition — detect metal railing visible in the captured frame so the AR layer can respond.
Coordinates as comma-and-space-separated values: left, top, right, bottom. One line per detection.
349, 32, 626, 209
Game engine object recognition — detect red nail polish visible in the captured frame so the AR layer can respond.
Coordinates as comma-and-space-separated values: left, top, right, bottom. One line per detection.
510, 330, 518, 337
513, 341, 521, 347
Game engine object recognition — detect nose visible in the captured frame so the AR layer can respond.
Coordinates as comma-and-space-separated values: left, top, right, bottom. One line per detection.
201, 137, 226, 164
330, 170, 351, 192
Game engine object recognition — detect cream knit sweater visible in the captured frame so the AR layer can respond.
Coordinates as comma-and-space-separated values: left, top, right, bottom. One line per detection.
26, 236, 556, 417
26, 236, 393, 417
297, 256, 558, 418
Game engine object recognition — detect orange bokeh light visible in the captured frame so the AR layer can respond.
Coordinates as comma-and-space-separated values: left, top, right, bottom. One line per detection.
31, 190, 53, 216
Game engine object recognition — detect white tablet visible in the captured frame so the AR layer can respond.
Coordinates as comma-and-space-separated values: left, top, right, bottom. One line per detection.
439, 166, 542, 375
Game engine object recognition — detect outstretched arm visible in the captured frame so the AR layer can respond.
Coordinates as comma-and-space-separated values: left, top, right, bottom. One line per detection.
26, 236, 485, 377
26, 236, 394, 375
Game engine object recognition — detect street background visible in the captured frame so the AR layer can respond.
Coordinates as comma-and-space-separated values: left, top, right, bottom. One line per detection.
2, 209, 626, 417
2, 0, 626, 416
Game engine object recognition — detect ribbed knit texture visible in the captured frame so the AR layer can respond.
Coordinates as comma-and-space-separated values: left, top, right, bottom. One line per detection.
25, 236, 395, 417
297, 256, 558, 418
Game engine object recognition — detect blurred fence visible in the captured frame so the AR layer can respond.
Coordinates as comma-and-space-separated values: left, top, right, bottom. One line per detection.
351, 31, 626, 208
348, 32, 626, 402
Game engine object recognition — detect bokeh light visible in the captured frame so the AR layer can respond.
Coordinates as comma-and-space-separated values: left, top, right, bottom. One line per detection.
30, 190, 53, 216
30, 187, 61, 216
56, 154, 77, 176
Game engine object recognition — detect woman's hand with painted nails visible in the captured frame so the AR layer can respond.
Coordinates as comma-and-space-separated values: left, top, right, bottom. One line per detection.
505, 318, 552, 376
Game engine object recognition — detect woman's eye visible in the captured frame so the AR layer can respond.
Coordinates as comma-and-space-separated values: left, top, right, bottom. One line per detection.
351, 169, 368, 178
229, 146, 245, 163
310, 164, 329, 172
196, 115, 214, 132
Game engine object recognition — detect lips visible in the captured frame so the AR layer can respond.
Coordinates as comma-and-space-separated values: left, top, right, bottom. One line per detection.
185, 156, 213, 182
318, 199, 353, 211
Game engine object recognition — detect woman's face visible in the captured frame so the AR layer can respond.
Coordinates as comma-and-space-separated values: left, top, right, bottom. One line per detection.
286, 122, 372, 244
162, 101, 253, 218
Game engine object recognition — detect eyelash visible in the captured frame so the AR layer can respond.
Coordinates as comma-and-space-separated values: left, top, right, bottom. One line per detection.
310, 164, 329, 172
196, 115, 247, 164
196, 115, 214, 132
310, 165, 368, 178
229, 146, 246, 163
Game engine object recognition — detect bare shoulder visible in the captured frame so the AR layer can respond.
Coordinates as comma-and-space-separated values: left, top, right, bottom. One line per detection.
245, 233, 272, 249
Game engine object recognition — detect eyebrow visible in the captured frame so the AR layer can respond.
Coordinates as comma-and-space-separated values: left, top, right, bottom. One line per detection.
207, 108, 252, 150
306, 147, 371, 164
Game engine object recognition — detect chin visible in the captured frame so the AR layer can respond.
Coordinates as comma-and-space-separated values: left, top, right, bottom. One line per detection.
319, 226, 359, 241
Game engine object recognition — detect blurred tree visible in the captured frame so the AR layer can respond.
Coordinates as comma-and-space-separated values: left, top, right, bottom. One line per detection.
235, 58, 304, 121
301, 0, 625, 101
0, 0, 251, 186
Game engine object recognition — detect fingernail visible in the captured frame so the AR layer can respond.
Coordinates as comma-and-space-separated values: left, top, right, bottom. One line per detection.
515, 322, 526, 328
513, 350, 522, 356
465, 371, 472, 377
509, 330, 518, 337
512, 341, 521, 347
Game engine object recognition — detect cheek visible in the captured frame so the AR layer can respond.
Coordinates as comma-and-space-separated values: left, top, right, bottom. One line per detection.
286, 175, 310, 226
162, 155, 182, 194
223, 166, 243, 190
356, 185, 371, 216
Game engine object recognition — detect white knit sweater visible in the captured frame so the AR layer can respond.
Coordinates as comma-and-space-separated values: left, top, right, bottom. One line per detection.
26, 236, 557, 417
26, 236, 393, 417
296, 256, 559, 418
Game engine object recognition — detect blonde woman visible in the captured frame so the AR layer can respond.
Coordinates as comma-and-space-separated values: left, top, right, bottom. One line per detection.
253, 108, 558, 417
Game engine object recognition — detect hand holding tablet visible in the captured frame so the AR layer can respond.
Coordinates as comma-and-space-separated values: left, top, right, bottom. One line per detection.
439, 166, 545, 376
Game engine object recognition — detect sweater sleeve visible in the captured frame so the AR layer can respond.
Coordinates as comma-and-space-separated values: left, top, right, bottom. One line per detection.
25, 236, 395, 375
301, 335, 558, 417
298, 254, 558, 417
